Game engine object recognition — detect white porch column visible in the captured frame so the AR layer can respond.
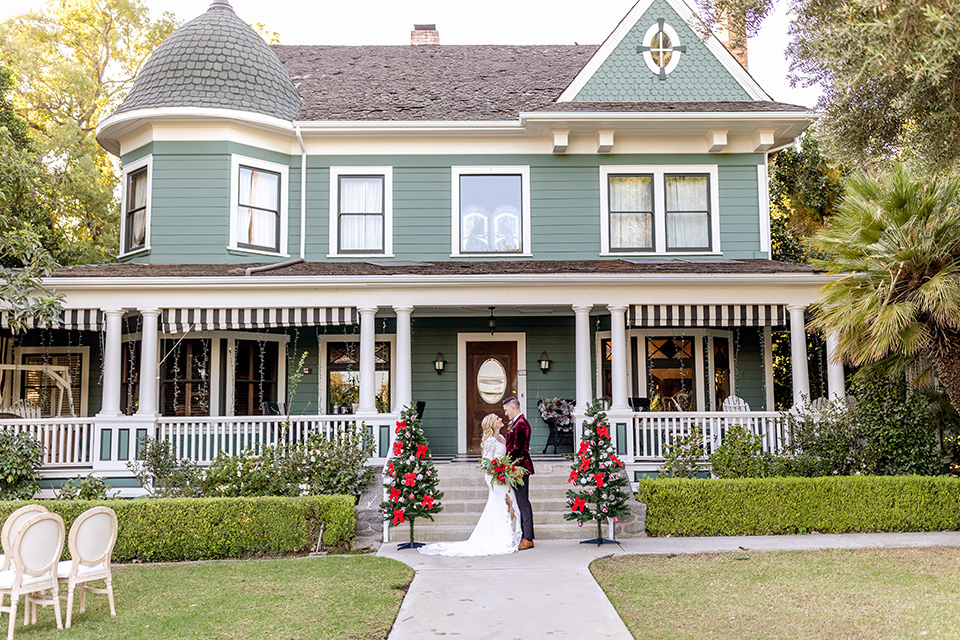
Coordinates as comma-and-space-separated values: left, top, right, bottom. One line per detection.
788, 304, 810, 407
826, 333, 846, 401
357, 306, 378, 415
393, 305, 413, 412
136, 308, 160, 416
608, 305, 629, 412
97, 309, 124, 417
573, 304, 593, 415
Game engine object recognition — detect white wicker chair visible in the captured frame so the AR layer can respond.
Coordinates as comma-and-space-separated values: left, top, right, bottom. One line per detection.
0, 512, 65, 639
721, 395, 750, 412
56, 506, 118, 628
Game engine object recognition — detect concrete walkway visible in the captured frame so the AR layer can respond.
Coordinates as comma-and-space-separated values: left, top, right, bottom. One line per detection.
379, 531, 960, 640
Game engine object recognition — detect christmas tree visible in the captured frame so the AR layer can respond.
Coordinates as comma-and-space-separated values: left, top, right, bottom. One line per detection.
380, 405, 443, 548
565, 400, 631, 544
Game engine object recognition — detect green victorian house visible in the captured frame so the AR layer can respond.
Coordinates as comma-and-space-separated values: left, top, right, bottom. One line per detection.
0, 0, 840, 494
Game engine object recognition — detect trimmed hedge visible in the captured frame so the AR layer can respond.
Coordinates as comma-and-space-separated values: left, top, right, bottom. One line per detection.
636, 476, 960, 536
0, 495, 355, 562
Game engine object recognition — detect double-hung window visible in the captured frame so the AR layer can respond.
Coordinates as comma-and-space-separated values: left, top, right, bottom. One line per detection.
600, 165, 719, 254
120, 156, 152, 256
329, 167, 393, 256
230, 155, 288, 255
452, 167, 531, 256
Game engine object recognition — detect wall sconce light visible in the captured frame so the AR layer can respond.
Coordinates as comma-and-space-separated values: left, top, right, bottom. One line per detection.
488, 307, 497, 334
434, 352, 446, 374
538, 351, 551, 373
302, 366, 312, 375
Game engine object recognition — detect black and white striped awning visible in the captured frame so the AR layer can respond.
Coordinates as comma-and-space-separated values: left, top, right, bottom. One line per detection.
0, 309, 104, 332
160, 307, 357, 333
629, 304, 787, 328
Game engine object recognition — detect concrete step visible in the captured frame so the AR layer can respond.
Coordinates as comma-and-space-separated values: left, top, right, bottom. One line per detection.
426, 510, 576, 527
396, 522, 592, 543
433, 460, 574, 477
438, 485, 573, 500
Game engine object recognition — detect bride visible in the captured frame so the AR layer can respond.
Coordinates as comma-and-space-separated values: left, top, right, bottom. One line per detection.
419, 413, 522, 557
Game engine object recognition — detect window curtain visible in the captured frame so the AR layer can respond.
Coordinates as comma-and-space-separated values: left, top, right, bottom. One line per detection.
609, 175, 653, 249
665, 176, 709, 249
339, 177, 384, 251
459, 175, 522, 253
127, 170, 148, 249
238, 167, 279, 249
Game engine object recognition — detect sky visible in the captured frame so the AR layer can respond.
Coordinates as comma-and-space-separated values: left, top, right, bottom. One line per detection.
1, 0, 820, 108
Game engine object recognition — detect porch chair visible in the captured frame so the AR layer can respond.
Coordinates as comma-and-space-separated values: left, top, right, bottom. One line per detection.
810, 397, 829, 412
55, 506, 118, 628
0, 505, 50, 571
721, 395, 750, 412
7, 402, 40, 420
0, 512, 65, 640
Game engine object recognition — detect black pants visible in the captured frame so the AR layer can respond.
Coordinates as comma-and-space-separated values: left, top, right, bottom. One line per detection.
515, 477, 534, 540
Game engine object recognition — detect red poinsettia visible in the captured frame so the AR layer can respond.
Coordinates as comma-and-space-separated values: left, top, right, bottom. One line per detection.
594, 473, 605, 488
422, 495, 434, 510
571, 496, 586, 512
392, 509, 405, 525
404, 472, 416, 487
416, 444, 429, 458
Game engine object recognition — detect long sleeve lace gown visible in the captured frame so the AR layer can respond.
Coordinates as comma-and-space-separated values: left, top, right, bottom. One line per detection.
419, 436, 522, 557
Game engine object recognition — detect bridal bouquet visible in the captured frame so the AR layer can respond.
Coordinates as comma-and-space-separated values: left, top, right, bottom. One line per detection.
479, 454, 528, 488
538, 397, 574, 427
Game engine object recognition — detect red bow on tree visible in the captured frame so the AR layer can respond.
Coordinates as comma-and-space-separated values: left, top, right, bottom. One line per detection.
578, 441, 589, 456
392, 509, 405, 525
389, 487, 401, 502
594, 473, 605, 488
571, 496, 586, 512
568, 469, 579, 483
395, 421, 407, 434
579, 457, 591, 472
393, 440, 403, 456
596, 425, 610, 440
422, 495, 434, 510
404, 472, 416, 487
416, 444, 429, 458
609, 454, 622, 467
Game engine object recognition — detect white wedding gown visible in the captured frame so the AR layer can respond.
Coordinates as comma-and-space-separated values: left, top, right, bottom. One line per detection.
419, 436, 522, 557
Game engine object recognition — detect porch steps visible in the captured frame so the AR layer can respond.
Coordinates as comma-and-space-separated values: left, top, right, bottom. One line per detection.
403, 460, 596, 542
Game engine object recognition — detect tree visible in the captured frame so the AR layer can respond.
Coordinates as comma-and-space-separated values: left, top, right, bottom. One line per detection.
810, 163, 960, 414
0, 0, 178, 264
380, 407, 444, 548
696, 0, 960, 170
565, 401, 631, 544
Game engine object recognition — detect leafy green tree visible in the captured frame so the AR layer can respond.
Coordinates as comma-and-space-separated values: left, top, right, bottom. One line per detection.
810, 163, 960, 413
696, 0, 960, 170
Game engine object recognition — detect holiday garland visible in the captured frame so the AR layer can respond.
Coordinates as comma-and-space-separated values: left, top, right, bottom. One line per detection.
380, 406, 444, 545
565, 400, 631, 540
538, 397, 574, 428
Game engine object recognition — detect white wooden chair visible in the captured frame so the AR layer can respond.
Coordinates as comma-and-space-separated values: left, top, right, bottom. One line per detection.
56, 506, 118, 628
0, 512, 65, 640
0, 506, 50, 571
7, 401, 40, 420
721, 395, 750, 412
810, 397, 829, 412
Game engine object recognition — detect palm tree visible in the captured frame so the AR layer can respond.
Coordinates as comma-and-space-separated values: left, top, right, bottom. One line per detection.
810, 163, 960, 412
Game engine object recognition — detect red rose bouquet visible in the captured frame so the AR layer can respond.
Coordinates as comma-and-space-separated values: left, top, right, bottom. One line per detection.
479, 453, 528, 488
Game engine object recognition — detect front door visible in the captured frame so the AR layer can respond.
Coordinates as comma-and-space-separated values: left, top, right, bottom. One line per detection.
465, 341, 517, 452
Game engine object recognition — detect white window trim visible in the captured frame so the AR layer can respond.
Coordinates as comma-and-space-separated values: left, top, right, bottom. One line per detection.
328, 166, 394, 258
640, 22, 683, 77
228, 154, 289, 257
451, 166, 532, 258
13, 346, 91, 417
118, 155, 153, 258
599, 165, 721, 256
318, 335, 395, 416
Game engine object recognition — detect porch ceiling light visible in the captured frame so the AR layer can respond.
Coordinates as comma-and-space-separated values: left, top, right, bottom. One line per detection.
434, 352, 446, 375
539, 351, 551, 374
488, 307, 497, 334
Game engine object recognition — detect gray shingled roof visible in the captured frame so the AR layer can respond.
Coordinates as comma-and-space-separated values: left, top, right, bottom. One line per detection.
52, 259, 817, 279
272, 45, 596, 121
114, 2, 300, 120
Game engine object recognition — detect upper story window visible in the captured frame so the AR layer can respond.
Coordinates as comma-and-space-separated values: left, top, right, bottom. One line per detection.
600, 165, 719, 255
120, 156, 152, 256
452, 166, 531, 256
638, 20, 684, 80
229, 155, 288, 256
329, 167, 393, 257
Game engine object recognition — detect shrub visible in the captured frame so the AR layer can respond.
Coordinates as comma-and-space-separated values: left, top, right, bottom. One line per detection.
203, 445, 303, 497
301, 429, 375, 500
54, 474, 114, 500
127, 436, 203, 497
778, 399, 867, 476
636, 476, 960, 536
0, 495, 356, 561
0, 430, 44, 500
660, 426, 706, 479
709, 425, 774, 478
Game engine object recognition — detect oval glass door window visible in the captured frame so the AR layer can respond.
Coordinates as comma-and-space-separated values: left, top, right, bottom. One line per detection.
477, 358, 507, 404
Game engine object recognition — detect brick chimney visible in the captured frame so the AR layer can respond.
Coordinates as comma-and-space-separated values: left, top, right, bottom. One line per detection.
716, 14, 748, 68
411, 24, 439, 46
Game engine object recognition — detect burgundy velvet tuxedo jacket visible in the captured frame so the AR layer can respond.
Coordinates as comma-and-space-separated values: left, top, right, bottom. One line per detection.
505, 413, 535, 476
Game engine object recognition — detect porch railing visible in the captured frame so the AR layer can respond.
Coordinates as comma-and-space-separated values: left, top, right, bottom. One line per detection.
156, 414, 395, 465
0, 418, 95, 467
632, 411, 788, 461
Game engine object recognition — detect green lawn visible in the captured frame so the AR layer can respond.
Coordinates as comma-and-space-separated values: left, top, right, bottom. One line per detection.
592, 547, 960, 640
11, 555, 413, 640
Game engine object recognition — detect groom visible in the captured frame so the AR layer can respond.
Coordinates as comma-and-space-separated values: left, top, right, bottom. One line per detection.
503, 396, 535, 549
